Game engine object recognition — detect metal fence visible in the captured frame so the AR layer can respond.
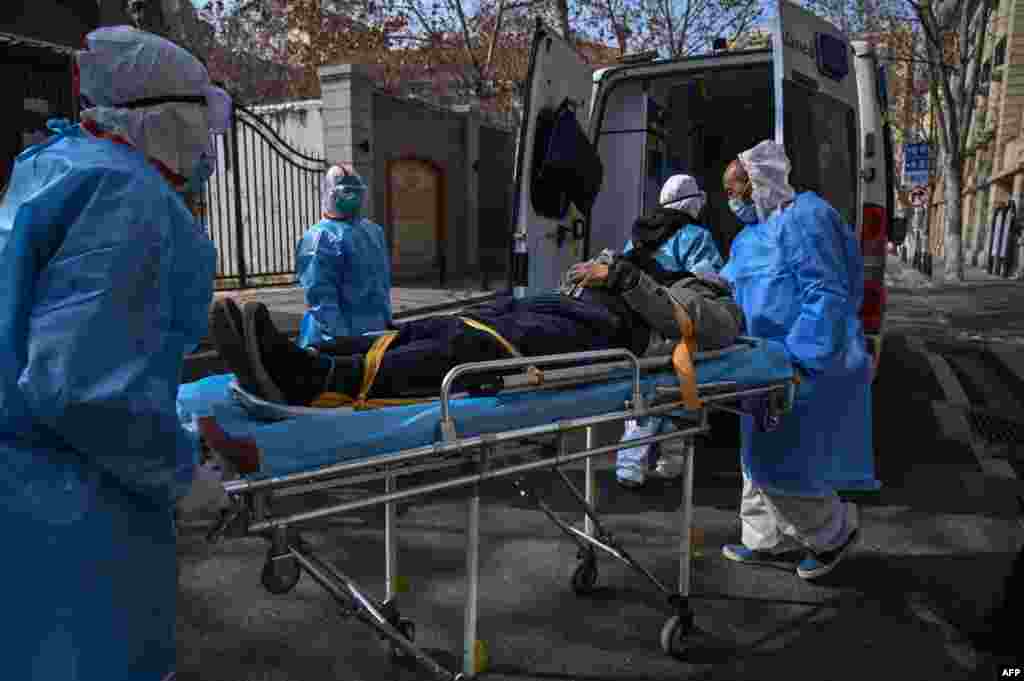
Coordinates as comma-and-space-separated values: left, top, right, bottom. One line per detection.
203, 104, 328, 288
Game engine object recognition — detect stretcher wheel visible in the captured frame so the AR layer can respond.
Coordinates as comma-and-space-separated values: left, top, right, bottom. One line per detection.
659, 614, 693, 660
571, 559, 599, 596
390, 619, 416, 660
261, 554, 301, 594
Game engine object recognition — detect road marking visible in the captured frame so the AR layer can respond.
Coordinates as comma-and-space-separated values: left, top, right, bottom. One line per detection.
906, 337, 1021, 482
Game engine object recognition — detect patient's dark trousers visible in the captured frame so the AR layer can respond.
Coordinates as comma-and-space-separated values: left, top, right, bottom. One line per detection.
318, 294, 625, 396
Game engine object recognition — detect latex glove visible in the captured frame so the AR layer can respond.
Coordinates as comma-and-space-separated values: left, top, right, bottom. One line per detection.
605, 258, 642, 292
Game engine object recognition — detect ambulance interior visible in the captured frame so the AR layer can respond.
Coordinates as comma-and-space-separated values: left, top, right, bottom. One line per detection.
588, 64, 775, 260
586, 60, 862, 262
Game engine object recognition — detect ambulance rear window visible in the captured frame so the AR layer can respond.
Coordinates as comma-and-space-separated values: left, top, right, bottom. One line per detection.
784, 82, 858, 226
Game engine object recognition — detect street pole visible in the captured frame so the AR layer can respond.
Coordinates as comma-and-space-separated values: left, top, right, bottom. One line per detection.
925, 76, 937, 277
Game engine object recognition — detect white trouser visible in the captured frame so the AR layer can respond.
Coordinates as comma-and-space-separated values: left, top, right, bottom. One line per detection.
741, 473, 857, 554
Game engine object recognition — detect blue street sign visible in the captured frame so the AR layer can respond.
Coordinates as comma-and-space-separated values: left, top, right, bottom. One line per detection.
904, 143, 930, 186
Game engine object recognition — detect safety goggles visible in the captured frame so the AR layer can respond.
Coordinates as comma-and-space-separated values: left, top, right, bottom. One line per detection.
659, 192, 703, 208
78, 89, 233, 137
120, 86, 233, 136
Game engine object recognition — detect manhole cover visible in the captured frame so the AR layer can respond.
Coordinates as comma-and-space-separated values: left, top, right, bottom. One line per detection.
967, 407, 1024, 445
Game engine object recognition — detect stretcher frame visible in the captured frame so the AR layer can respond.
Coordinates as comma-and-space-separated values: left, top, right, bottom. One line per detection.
201, 340, 797, 681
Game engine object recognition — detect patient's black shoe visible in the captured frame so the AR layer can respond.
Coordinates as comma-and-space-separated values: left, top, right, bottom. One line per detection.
243, 302, 365, 406
209, 298, 263, 396
241, 302, 323, 405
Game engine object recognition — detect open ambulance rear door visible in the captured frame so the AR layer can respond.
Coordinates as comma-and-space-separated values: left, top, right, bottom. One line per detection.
773, 0, 862, 233
774, 1, 890, 376
509, 26, 597, 297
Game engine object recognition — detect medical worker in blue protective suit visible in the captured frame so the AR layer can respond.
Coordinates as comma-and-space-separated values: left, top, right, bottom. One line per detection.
718, 140, 873, 580
617, 174, 724, 487
0, 26, 230, 680
296, 163, 392, 349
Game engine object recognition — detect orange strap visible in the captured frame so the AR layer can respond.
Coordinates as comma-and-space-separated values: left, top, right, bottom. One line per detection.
670, 302, 702, 411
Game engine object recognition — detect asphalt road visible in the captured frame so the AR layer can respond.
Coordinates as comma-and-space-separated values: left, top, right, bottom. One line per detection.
176, 296, 1024, 681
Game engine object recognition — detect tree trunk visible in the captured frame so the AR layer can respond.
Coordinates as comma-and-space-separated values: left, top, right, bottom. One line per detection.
942, 163, 965, 281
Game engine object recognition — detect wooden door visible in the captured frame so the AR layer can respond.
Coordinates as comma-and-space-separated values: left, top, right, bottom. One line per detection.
388, 159, 443, 282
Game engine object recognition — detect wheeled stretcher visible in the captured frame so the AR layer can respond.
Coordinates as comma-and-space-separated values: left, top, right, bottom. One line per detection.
176, 336, 798, 680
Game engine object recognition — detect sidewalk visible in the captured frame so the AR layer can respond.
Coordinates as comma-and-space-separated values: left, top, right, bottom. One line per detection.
186, 278, 503, 377
886, 257, 1024, 346
212, 278, 503, 332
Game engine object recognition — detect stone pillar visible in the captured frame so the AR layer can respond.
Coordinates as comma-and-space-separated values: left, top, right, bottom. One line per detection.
319, 64, 376, 220
464, 114, 481, 275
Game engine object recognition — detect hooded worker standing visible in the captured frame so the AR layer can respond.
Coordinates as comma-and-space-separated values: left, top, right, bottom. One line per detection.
718, 140, 876, 580
0, 26, 229, 680
617, 173, 725, 487
295, 164, 393, 349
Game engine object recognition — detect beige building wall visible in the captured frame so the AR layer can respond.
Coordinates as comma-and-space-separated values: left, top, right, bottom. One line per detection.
926, 0, 1024, 267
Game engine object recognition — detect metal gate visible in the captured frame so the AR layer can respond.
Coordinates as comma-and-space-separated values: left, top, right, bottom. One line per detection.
203, 104, 327, 288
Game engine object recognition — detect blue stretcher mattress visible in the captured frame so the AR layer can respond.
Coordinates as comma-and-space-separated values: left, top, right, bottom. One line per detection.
177, 340, 794, 479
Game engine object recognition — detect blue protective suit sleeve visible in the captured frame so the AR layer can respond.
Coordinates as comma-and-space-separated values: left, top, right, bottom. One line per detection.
781, 197, 858, 376
13, 152, 212, 506
676, 227, 724, 273
297, 227, 352, 339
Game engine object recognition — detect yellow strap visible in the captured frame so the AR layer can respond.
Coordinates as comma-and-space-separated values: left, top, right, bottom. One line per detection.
311, 331, 435, 411
310, 319, 534, 410
670, 302, 702, 411
459, 317, 522, 357
460, 317, 545, 385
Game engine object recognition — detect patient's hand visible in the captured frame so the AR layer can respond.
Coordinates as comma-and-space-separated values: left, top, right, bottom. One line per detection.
569, 262, 609, 287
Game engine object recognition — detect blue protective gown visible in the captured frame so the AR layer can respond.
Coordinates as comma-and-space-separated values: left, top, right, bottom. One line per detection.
624, 223, 724, 274
0, 123, 216, 680
296, 217, 393, 348
720, 192, 879, 497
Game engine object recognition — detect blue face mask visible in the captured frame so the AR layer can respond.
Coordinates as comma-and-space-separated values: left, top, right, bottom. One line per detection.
332, 177, 366, 218
729, 197, 758, 224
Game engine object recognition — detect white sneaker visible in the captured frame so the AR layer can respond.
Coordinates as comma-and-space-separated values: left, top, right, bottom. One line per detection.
616, 418, 659, 488
616, 464, 646, 488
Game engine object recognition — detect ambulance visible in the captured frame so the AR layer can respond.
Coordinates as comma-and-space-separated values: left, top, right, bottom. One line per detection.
510, 0, 900, 376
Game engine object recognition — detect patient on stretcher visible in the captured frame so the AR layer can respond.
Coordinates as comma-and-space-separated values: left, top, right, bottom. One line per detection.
209, 249, 744, 407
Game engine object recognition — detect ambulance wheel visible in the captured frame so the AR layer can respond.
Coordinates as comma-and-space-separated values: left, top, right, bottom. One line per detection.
261, 554, 301, 594
660, 615, 693, 660
571, 558, 599, 596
